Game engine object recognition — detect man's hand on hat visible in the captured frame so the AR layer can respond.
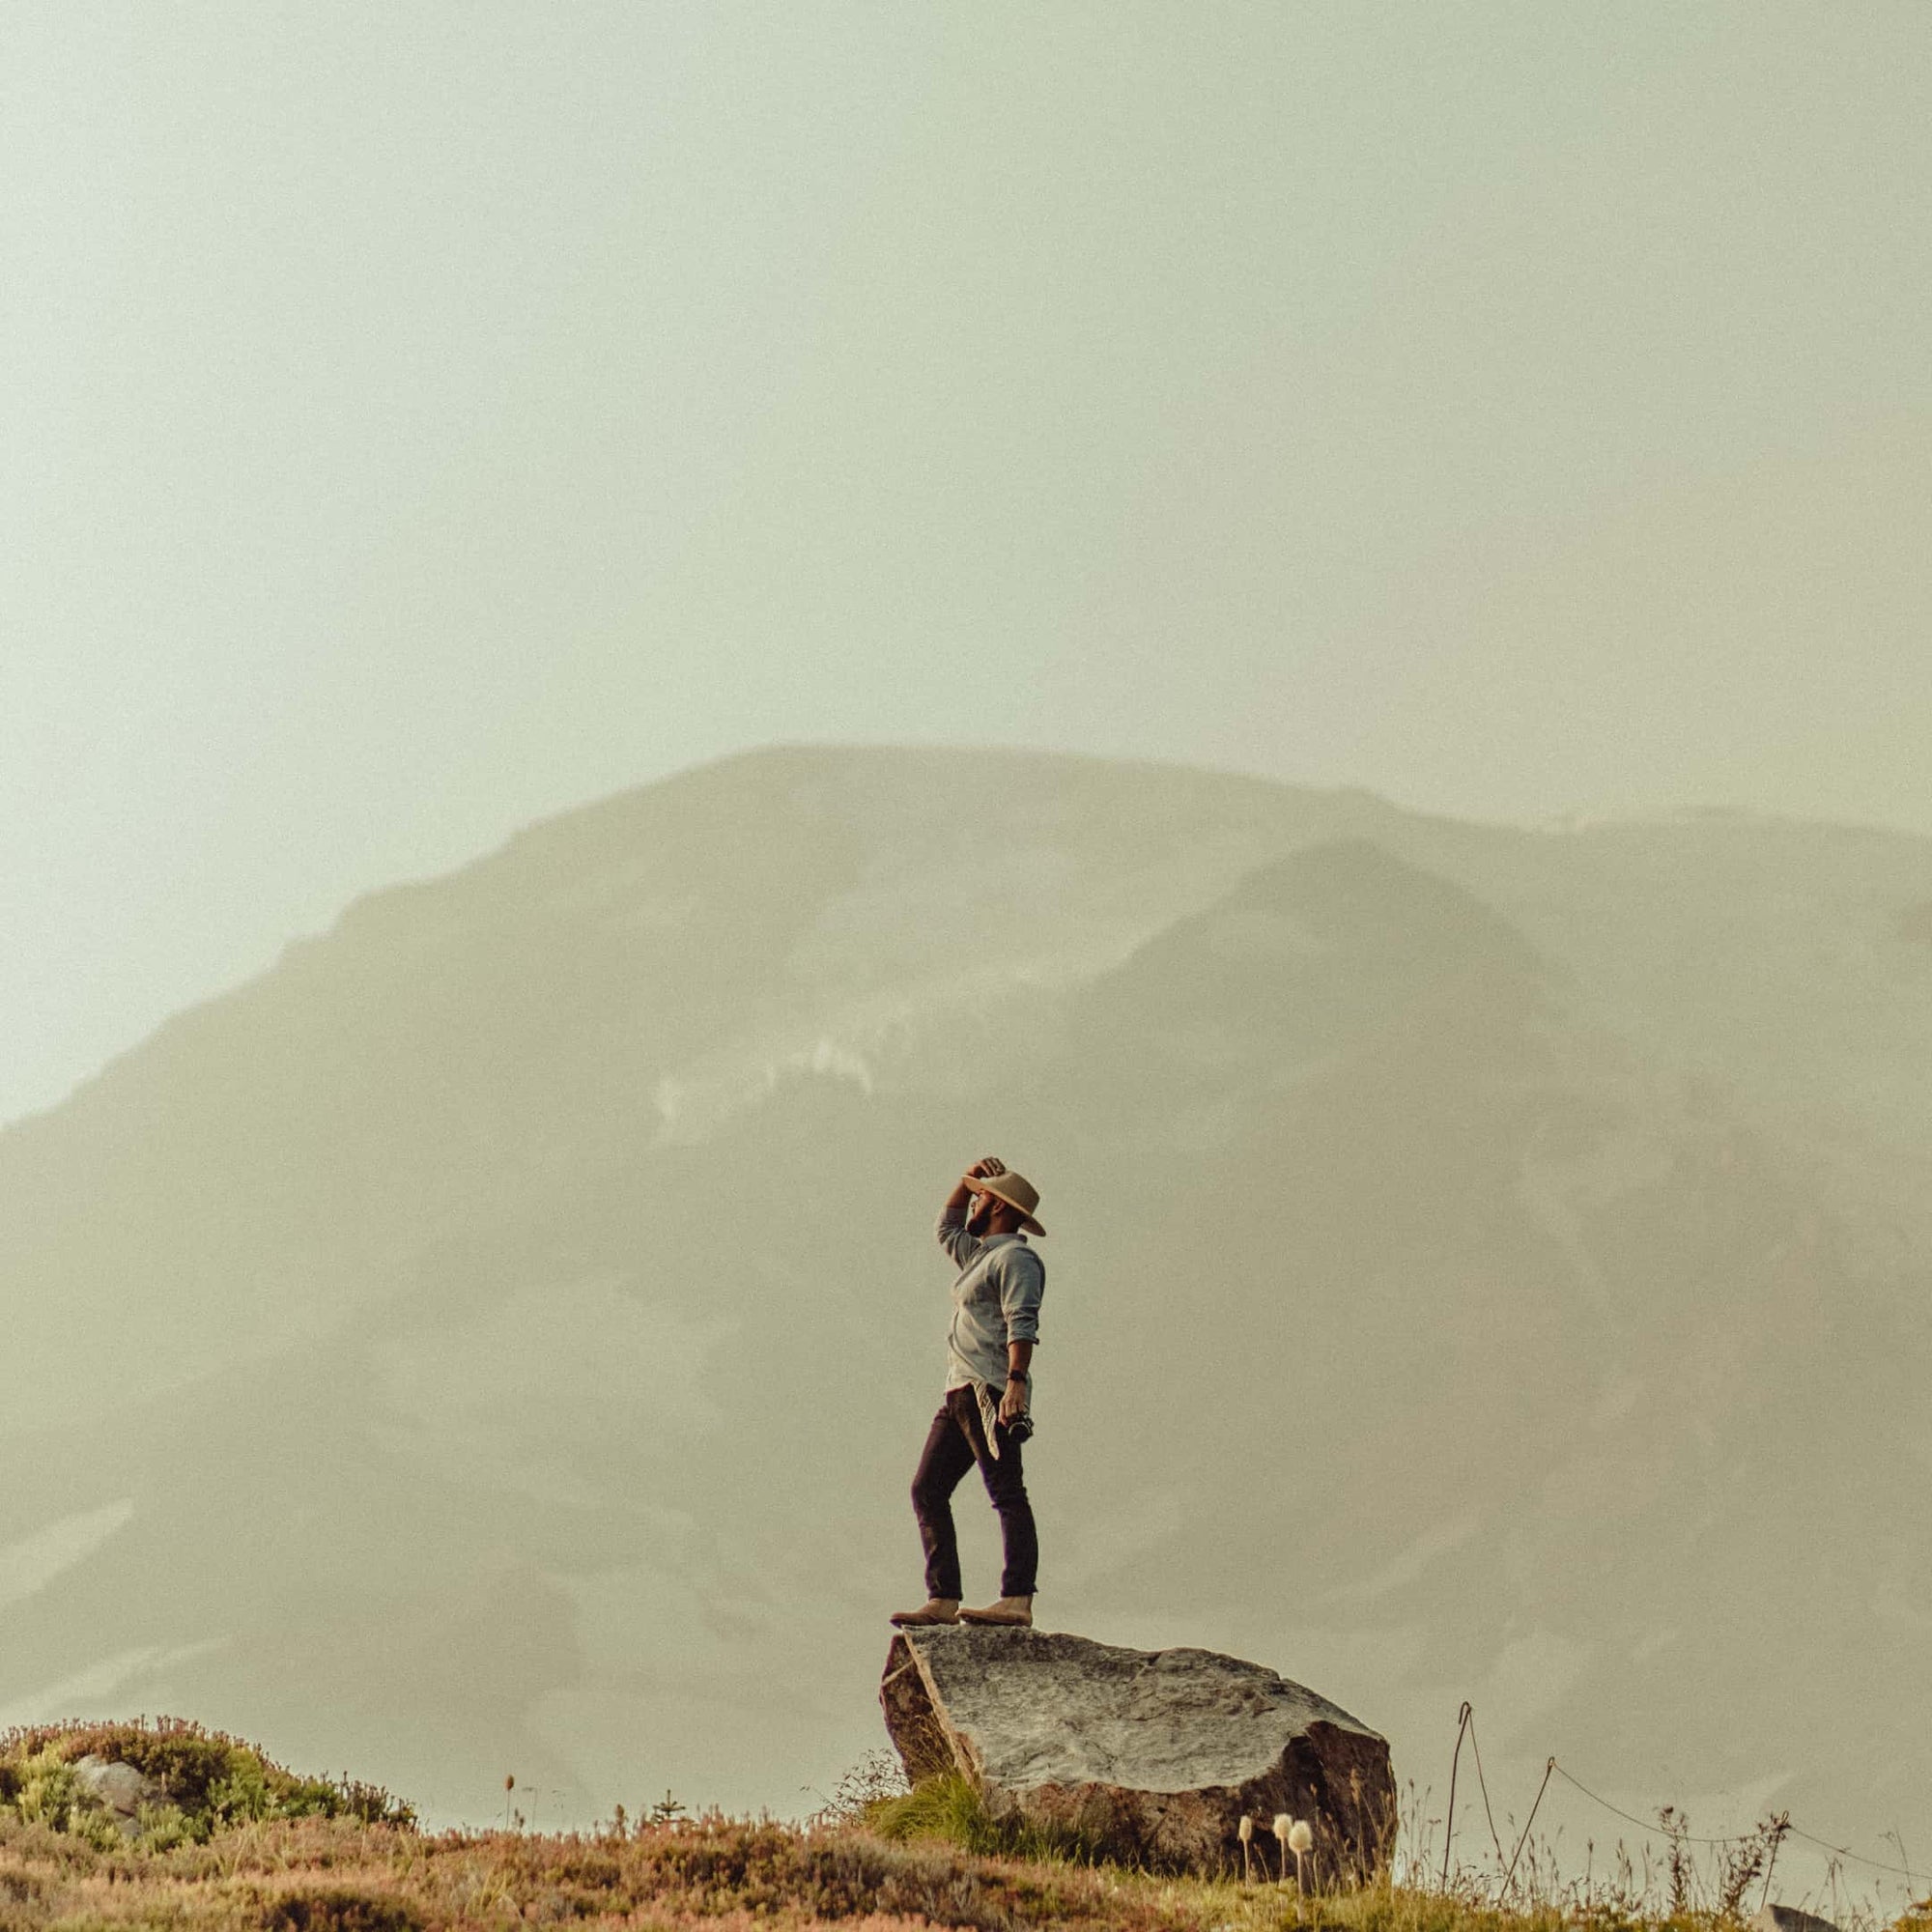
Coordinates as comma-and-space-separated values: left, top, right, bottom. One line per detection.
965, 1156, 1007, 1184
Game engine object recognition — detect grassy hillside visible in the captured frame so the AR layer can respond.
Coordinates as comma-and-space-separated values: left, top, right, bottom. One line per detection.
0, 1805, 1450, 1932
4, 1792, 1925, 1932
2, 1725, 1923, 1932
0, 1797, 1914, 1932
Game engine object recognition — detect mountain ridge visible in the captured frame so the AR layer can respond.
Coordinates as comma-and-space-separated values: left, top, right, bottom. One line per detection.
3, 744, 1929, 1838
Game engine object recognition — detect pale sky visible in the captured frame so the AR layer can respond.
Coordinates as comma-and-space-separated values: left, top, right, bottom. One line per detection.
4, 1, 1928, 1127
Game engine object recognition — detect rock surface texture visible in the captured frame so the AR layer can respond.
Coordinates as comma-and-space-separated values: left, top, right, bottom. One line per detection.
71, 1757, 161, 1835
1754, 1909, 1841, 1932
881, 1626, 1395, 1880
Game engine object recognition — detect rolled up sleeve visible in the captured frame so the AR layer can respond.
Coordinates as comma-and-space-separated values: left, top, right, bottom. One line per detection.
937, 1208, 983, 1270
997, 1249, 1045, 1345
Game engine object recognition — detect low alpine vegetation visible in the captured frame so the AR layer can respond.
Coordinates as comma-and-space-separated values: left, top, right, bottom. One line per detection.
0, 1718, 414, 1850
0, 1732, 1920, 1932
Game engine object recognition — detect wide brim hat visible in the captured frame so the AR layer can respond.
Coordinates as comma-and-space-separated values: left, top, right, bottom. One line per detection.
965, 1170, 1046, 1237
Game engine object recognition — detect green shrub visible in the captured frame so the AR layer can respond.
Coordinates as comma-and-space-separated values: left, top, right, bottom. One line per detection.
134, 1800, 197, 1852
865, 1770, 1103, 1864
11, 1748, 82, 1832
0, 1718, 415, 1847
208, 1749, 276, 1824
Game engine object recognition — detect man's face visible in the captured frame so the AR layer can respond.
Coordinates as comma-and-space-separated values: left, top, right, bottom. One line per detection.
966, 1188, 997, 1236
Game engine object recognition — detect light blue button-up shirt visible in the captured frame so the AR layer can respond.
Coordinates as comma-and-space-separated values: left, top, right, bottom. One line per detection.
936, 1209, 1045, 1399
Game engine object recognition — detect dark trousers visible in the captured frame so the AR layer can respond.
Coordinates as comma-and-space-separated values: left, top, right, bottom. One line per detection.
910, 1383, 1038, 1600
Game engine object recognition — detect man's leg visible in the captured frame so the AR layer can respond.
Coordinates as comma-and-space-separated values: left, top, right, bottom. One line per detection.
954, 1387, 1039, 1601
909, 1399, 978, 1601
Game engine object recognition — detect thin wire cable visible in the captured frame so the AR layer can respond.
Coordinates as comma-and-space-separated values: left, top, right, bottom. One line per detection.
1464, 1712, 1507, 1868
1782, 1822, 1921, 1884
1440, 1709, 1925, 1892
1549, 1764, 1756, 1846
1550, 1761, 1922, 1882
1502, 1759, 1556, 1898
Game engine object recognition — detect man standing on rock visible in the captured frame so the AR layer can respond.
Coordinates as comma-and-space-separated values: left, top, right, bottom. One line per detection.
892, 1155, 1046, 1631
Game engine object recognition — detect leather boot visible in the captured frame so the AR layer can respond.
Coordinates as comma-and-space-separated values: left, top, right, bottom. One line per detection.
957, 1595, 1033, 1627
889, 1598, 961, 1627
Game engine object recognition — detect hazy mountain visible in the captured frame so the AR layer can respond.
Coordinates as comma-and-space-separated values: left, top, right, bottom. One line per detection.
4, 746, 1930, 1857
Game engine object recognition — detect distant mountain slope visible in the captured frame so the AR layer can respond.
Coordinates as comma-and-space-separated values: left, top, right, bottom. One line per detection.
3, 746, 1928, 1840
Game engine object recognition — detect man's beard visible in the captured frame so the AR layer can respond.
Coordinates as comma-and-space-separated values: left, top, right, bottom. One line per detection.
966, 1199, 993, 1236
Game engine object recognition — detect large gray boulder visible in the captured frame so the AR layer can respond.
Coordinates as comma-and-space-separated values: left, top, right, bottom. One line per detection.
880, 1626, 1395, 1880
1754, 1908, 1841, 1932
71, 1756, 163, 1835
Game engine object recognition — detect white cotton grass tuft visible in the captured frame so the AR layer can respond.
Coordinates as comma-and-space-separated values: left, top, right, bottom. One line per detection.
1285, 1817, 1313, 1896
1272, 1813, 1293, 1885
1238, 1813, 1254, 1882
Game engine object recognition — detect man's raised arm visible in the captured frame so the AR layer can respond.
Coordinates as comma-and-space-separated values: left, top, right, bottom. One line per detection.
936, 1155, 1005, 1264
